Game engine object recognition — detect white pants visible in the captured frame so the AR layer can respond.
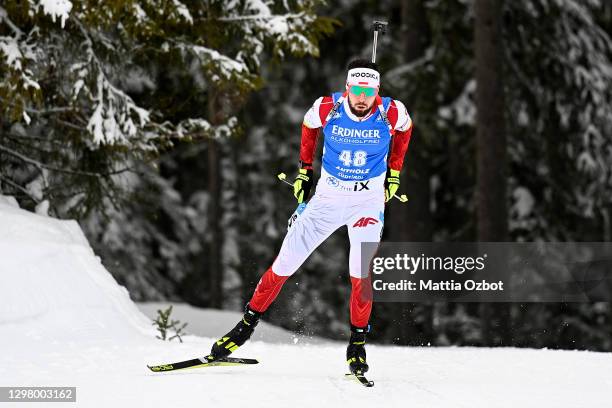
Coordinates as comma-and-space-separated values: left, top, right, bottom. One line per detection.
272, 192, 385, 279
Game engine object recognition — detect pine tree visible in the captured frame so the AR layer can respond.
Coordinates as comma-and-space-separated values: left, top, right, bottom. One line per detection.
1, 0, 335, 305
0, 0, 335, 217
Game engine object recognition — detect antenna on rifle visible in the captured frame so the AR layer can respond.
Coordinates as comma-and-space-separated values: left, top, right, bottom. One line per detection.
371, 20, 388, 63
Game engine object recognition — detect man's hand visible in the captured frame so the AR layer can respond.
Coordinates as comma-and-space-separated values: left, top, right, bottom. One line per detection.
293, 167, 313, 203
385, 169, 400, 202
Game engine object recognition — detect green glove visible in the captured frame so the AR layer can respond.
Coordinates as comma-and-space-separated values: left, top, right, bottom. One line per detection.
293, 168, 314, 203
385, 169, 400, 202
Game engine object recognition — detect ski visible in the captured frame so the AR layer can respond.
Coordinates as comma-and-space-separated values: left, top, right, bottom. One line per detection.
345, 372, 375, 387
148, 355, 259, 372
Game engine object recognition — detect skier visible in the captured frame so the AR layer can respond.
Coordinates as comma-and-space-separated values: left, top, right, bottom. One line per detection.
209, 59, 413, 375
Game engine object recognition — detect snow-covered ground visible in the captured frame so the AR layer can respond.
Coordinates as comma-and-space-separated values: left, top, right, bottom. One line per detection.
1, 196, 611, 408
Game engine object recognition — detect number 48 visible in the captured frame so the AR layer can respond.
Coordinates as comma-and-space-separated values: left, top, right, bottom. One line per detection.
339, 150, 367, 167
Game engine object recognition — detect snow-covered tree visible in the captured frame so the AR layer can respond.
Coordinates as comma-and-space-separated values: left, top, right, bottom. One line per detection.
384, 0, 612, 348
505, 0, 612, 241
0, 0, 335, 307
0, 0, 334, 216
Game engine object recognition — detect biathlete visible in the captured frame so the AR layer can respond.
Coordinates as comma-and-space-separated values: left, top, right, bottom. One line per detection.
209, 58, 413, 375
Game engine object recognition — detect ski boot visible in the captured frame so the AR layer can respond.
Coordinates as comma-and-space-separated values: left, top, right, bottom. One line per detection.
346, 325, 369, 374
209, 304, 261, 360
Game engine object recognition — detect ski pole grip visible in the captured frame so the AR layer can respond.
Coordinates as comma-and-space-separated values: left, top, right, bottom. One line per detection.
277, 172, 294, 187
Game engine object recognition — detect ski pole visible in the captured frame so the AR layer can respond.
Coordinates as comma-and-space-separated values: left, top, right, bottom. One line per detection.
394, 193, 408, 203
371, 20, 388, 63
277, 172, 294, 187
278, 173, 307, 229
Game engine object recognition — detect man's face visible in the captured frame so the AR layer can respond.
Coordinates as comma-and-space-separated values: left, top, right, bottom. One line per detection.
347, 85, 378, 117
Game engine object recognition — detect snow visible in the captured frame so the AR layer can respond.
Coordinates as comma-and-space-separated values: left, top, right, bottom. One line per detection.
38, 0, 72, 28
438, 79, 476, 126
84, 70, 151, 145
0, 195, 19, 208
0, 38, 23, 69
22, 109, 32, 124
132, 3, 147, 23
268, 16, 290, 35
513, 186, 535, 218
171, 0, 193, 24
186, 45, 249, 79
246, 0, 272, 16
1, 197, 611, 407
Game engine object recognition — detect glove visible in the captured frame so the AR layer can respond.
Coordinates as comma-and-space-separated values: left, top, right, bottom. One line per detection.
293, 166, 313, 204
384, 168, 400, 202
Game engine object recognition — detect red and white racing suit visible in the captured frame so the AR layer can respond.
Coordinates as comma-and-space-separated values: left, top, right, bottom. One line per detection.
247, 95, 412, 328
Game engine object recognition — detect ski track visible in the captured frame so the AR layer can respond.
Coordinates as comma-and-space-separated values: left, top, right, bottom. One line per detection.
2, 335, 612, 408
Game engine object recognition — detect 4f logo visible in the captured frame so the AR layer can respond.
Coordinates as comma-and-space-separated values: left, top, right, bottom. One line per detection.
353, 181, 370, 191
353, 217, 379, 228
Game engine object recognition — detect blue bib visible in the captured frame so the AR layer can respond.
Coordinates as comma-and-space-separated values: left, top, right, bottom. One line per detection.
321, 92, 392, 181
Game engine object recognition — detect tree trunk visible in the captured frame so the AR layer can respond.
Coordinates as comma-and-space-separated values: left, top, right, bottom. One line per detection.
386, 0, 434, 346
394, 0, 432, 244
475, 0, 507, 242
207, 90, 223, 308
474, 0, 510, 345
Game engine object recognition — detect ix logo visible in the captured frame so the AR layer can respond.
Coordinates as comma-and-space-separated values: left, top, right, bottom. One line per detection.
353, 180, 370, 191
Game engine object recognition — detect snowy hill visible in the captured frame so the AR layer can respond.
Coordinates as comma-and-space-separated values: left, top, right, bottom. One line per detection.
0, 196, 611, 408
